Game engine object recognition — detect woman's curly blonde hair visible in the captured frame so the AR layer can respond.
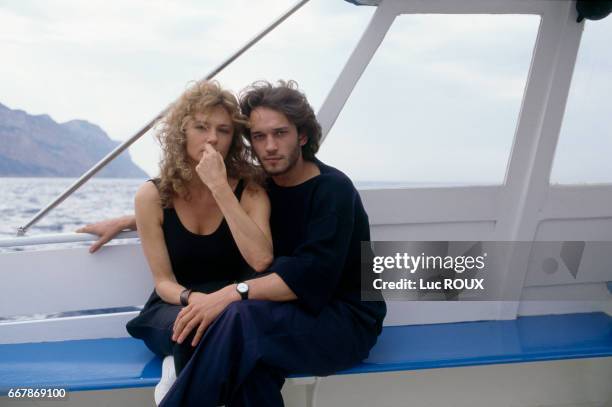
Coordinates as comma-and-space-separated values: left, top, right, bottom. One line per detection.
156, 80, 258, 207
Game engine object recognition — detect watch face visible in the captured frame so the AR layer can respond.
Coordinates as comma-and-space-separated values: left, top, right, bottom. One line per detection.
237, 282, 248, 293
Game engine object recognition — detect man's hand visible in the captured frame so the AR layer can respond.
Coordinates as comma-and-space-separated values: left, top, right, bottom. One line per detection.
76, 215, 135, 253
172, 285, 240, 347
195, 143, 227, 192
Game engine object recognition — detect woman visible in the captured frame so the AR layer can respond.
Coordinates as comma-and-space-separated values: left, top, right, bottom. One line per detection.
125, 80, 272, 404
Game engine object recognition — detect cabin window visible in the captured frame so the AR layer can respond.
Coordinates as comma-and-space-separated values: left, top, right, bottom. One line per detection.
318, 14, 540, 188
550, 19, 612, 185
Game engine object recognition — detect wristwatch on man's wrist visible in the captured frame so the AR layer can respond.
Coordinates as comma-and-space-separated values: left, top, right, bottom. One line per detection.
180, 288, 192, 306
236, 282, 249, 300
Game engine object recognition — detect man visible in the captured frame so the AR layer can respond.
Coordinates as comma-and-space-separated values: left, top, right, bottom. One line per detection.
79, 80, 386, 406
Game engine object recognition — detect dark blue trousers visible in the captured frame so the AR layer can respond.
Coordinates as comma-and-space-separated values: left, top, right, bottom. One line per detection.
159, 299, 379, 407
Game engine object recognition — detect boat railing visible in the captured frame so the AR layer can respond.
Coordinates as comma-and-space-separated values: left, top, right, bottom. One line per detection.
0, 231, 138, 249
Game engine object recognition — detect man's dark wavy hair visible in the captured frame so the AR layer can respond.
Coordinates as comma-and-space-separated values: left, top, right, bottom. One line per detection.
239, 80, 321, 161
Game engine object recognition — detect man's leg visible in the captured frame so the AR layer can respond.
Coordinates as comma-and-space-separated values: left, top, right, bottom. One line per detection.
228, 362, 286, 407
160, 299, 377, 407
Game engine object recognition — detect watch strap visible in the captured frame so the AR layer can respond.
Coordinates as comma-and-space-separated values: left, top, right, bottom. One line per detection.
180, 289, 192, 306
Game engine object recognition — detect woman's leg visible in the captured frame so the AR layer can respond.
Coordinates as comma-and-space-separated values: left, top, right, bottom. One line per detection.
127, 302, 177, 354
172, 332, 197, 373
126, 301, 195, 374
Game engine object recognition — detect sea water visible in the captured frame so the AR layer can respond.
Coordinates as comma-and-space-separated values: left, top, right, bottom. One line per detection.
0, 178, 444, 239
0, 177, 144, 239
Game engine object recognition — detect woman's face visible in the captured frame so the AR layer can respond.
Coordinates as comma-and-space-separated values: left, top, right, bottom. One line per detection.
184, 105, 234, 163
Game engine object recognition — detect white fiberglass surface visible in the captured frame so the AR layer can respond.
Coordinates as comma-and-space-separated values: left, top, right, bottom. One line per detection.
550, 19, 612, 185
319, 14, 540, 187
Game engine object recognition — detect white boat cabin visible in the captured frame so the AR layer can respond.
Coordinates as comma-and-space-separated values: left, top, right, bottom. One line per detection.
1, 1, 611, 406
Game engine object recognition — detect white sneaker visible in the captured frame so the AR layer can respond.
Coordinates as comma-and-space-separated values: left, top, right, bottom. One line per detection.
154, 356, 177, 406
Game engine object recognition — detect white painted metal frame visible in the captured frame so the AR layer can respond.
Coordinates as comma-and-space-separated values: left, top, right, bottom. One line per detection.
490, 0, 585, 320
317, 1, 397, 139
315, 0, 611, 324
317, 0, 558, 140
0, 231, 138, 248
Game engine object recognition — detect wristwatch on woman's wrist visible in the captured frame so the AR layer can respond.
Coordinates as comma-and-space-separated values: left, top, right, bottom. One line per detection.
180, 289, 192, 306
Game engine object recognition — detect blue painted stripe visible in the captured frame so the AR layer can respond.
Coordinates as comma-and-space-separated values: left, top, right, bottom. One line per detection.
1, 312, 610, 394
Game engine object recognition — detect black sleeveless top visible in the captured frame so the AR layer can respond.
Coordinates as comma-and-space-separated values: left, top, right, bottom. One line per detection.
151, 178, 252, 292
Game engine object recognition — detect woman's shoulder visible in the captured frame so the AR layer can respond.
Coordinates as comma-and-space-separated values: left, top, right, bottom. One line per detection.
135, 180, 165, 225
135, 180, 162, 205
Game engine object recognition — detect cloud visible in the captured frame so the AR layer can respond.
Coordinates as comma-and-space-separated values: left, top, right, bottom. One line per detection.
1, 2, 610, 185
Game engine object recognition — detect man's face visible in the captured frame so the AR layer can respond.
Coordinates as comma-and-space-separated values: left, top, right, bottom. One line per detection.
249, 107, 306, 176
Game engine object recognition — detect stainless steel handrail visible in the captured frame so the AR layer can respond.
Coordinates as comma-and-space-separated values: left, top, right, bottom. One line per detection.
0, 231, 139, 249
16, 0, 310, 237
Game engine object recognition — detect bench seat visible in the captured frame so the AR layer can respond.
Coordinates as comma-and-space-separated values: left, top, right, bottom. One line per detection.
1, 312, 611, 394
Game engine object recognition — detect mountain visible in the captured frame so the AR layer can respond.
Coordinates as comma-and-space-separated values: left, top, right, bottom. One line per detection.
0, 102, 148, 178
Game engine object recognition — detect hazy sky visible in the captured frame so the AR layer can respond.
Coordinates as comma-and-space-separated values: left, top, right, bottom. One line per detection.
1, 0, 610, 184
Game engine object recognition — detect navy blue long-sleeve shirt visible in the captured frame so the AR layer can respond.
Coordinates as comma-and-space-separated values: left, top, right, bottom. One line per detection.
267, 159, 386, 334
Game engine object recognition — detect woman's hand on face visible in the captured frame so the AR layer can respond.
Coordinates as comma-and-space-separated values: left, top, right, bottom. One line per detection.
172, 287, 238, 347
195, 143, 227, 192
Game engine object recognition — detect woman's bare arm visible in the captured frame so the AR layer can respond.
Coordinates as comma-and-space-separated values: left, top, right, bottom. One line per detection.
210, 181, 273, 272
135, 182, 185, 305
76, 215, 136, 253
